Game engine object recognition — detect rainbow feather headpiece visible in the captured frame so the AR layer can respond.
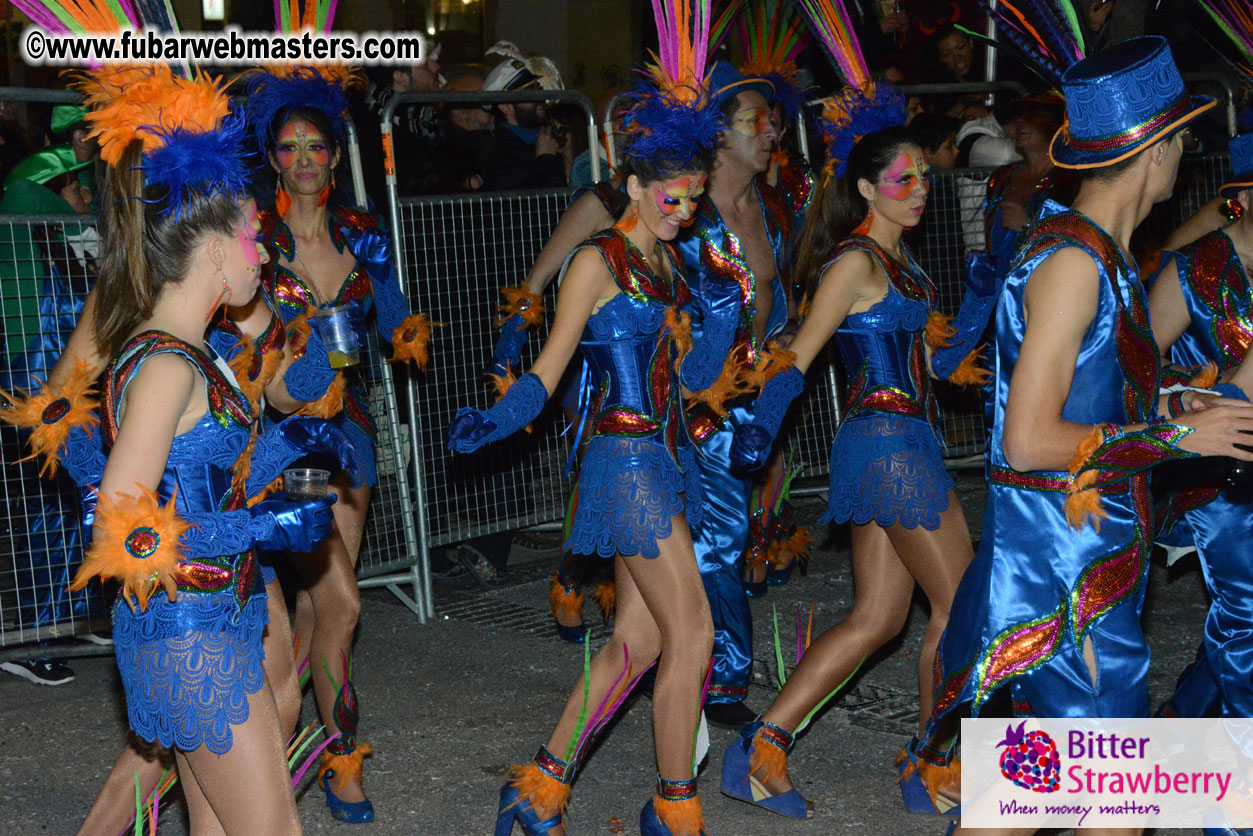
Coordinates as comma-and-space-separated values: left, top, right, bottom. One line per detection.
740, 0, 810, 119
619, 0, 724, 171
796, 0, 905, 176
245, 0, 363, 153
73, 65, 249, 217
953, 0, 1084, 86
11, 0, 190, 74
1194, 0, 1253, 84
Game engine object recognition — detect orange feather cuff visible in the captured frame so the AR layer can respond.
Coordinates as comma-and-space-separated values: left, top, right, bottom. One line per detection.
390, 313, 441, 369
71, 484, 189, 612
925, 311, 956, 351
0, 357, 100, 478
497, 285, 546, 330
298, 373, 347, 419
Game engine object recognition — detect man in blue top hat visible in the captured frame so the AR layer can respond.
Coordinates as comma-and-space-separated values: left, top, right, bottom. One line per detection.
902, 38, 1253, 829
1145, 131, 1253, 735
673, 61, 799, 728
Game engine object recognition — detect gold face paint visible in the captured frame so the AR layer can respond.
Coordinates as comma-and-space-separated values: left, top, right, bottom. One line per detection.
652, 173, 706, 219
275, 121, 331, 171
729, 106, 771, 138
877, 151, 930, 201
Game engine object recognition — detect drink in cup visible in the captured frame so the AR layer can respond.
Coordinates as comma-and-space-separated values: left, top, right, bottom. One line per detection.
311, 306, 360, 368
284, 468, 331, 500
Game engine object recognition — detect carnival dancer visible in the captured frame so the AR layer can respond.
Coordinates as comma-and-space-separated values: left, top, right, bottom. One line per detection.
736, 0, 817, 594
910, 38, 1253, 836
245, 58, 433, 822
451, 4, 721, 834
717, 0, 985, 814
670, 56, 796, 728
50, 63, 340, 835
1147, 130, 1253, 729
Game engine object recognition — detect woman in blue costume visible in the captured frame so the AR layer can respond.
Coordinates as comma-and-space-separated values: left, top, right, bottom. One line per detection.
245, 65, 432, 822
59, 65, 337, 835
910, 39, 1253, 836
720, 93, 983, 817
450, 7, 721, 832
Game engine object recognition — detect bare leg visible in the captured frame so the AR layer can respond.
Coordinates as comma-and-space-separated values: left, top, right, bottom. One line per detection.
758, 491, 972, 796
294, 473, 371, 804
174, 679, 300, 836
262, 576, 301, 740
75, 738, 170, 836
292, 588, 314, 683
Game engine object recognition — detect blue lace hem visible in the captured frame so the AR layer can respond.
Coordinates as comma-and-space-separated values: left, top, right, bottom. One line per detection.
567, 436, 696, 559
821, 415, 952, 530
113, 590, 268, 754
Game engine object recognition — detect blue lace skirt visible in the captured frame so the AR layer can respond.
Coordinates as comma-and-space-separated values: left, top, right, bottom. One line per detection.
822, 413, 952, 530
567, 435, 703, 559
113, 587, 268, 755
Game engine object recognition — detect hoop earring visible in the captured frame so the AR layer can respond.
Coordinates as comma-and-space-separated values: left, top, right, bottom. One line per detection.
614, 202, 639, 233
852, 207, 874, 237
275, 182, 292, 217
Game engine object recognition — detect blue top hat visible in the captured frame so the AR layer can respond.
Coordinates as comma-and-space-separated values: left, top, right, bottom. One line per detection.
1220, 133, 1253, 199
1049, 36, 1214, 170
708, 61, 774, 112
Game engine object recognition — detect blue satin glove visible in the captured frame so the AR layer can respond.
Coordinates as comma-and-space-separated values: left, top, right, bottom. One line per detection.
730, 365, 805, 471
284, 324, 337, 402
682, 270, 744, 392
963, 250, 1001, 298
251, 494, 337, 552
448, 372, 549, 453
344, 226, 410, 340
485, 313, 529, 380
930, 288, 999, 381
246, 417, 362, 496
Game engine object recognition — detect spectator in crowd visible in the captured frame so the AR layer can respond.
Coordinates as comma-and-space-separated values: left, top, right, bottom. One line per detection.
955, 102, 1021, 251
434, 73, 492, 193
42, 105, 96, 200
357, 45, 443, 203
908, 112, 960, 170
481, 41, 566, 191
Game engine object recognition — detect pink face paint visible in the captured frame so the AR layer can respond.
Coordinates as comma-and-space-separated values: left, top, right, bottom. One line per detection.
730, 106, 771, 138
876, 151, 930, 201
275, 121, 332, 171
651, 173, 706, 219
235, 201, 263, 267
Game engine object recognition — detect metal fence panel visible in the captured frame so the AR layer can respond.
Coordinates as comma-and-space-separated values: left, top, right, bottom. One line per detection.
0, 214, 105, 647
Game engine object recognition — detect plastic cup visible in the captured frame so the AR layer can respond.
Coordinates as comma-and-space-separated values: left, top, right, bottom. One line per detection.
284, 468, 330, 500
311, 306, 360, 368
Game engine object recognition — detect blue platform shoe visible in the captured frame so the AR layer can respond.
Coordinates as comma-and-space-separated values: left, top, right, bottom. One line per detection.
494, 746, 573, 836
321, 770, 375, 823
897, 742, 961, 816
550, 576, 589, 644
641, 776, 706, 835
719, 721, 812, 818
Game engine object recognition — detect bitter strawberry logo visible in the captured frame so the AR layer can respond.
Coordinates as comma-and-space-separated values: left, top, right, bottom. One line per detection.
997, 721, 1061, 793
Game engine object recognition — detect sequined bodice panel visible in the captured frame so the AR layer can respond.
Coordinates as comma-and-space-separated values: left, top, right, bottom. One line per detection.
1172, 230, 1253, 371
829, 236, 938, 426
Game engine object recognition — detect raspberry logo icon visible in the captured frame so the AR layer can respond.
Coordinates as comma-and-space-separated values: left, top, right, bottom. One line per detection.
997, 721, 1061, 793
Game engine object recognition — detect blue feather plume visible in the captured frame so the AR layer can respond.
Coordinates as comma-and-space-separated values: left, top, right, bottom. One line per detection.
245, 68, 349, 156
619, 79, 724, 172
140, 109, 251, 218
763, 70, 808, 121
820, 84, 906, 177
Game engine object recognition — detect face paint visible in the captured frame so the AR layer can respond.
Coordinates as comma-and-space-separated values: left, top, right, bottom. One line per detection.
235, 202, 264, 267
876, 152, 930, 201
652, 173, 706, 221
275, 121, 332, 171
730, 106, 771, 138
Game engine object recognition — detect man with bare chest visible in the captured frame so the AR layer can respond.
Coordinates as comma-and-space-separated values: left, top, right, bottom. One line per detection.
674, 63, 799, 727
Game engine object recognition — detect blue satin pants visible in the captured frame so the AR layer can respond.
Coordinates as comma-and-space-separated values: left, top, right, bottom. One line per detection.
693, 408, 753, 705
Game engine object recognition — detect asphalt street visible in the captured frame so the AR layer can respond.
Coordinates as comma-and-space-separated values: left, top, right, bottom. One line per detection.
0, 472, 1219, 835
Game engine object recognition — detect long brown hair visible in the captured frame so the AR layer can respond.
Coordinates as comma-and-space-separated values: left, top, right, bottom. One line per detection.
793, 127, 919, 302
93, 141, 243, 358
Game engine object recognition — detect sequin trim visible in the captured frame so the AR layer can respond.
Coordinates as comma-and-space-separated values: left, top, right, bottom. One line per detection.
758, 722, 794, 753
1069, 539, 1146, 648
657, 776, 699, 801
988, 466, 1128, 495
124, 526, 160, 559
535, 746, 575, 784
1064, 95, 1191, 153
973, 601, 1067, 711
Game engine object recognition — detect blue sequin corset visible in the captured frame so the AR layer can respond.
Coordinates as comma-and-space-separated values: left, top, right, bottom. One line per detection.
564, 229, 704, 559
822, 236, 950, 530
1170, 230, 1253, 372
102, 331, 267, 755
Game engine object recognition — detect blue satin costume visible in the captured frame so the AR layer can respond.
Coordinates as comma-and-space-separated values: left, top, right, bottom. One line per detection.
674, 178, 794, 705
1153, 230, 1253, 721
918, 203, 1168, 763
102, 332, 267, 755
261, 206, 385, 488
562, 229, 703, 559
822, 236, 952, 529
